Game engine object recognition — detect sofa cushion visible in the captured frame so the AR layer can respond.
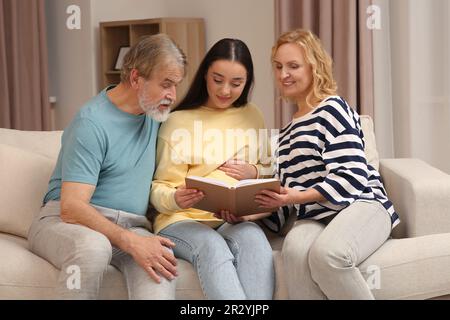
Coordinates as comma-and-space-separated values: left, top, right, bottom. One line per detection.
0, 234, 58, 299
0, 144, 56, 237
360, 115, 380, 170
0, 233, 281, 299
0, 233, 129, 299
359, 233, 450, 299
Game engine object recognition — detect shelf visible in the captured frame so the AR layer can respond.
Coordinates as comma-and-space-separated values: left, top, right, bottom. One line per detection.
99, 18, 205, 100
130, 24, 160, 43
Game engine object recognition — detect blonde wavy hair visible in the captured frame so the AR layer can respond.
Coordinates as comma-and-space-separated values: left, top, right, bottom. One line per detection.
271, 29, 337, 108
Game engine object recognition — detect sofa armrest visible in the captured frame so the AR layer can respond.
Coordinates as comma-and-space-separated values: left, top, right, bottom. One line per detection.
380, 158, 450, 238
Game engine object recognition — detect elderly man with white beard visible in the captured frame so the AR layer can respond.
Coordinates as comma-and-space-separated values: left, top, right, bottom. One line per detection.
27, 34, 186, 300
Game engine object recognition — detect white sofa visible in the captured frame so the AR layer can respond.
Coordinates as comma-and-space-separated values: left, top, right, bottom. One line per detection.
1, 116, 450, 300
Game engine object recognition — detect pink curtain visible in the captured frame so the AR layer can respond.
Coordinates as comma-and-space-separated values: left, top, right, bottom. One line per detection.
0, 0, 50, 130
274, 0, 374, 128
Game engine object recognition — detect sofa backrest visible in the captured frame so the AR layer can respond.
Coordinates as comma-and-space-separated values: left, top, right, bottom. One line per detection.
360, 115, 380, 171
0, 116, 379, 239
0, 128, 62, 160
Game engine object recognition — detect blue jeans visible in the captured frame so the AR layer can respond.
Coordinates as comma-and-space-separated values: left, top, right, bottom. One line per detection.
159, 220, 274, 300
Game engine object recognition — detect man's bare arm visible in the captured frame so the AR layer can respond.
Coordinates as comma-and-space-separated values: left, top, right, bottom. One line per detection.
60, 181, 178, 283
60, 182, 136, 251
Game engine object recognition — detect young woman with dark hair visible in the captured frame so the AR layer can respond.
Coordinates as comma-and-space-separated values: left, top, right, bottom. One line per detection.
175, 38, 254, 111
150, 38, 274, 300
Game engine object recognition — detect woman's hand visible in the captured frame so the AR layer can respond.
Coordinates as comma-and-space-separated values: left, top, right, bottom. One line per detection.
254, 187, 301, 208
174, 185, 204, 209
218, 159, 258, 180
213, 210, 246, 224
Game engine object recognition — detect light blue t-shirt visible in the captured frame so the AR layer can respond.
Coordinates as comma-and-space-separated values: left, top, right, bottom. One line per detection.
44, 87, 160, 215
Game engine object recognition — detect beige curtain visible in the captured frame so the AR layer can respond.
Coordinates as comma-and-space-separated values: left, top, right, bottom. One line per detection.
0, 0, 50, 130
274, 0, 374, 128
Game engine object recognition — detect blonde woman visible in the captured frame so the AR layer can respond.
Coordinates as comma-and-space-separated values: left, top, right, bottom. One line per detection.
256, 29, 400, 299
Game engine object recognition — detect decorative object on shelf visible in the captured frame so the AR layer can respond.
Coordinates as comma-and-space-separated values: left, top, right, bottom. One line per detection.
114, 46, 130, 70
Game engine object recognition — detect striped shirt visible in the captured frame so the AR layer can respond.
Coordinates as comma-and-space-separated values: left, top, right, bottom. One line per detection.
263, 96, 400, 233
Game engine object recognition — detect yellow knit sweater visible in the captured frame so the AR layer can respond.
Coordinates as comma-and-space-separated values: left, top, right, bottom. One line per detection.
150, 103, 270, 234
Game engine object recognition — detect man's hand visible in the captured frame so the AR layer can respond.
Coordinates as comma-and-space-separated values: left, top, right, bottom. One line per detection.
174, 185, 204, 209
218, 159, 258, 180
126, 232, 178, 283
254, 187, 301, 208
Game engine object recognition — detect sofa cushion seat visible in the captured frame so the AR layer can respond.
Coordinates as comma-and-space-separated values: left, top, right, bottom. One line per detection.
359, 233, 450, 299
0, 233, 58, 299
0, 233, 204, 299
0, 232, 288, 299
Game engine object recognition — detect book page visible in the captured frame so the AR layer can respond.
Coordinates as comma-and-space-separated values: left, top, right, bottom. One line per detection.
186, 176, 231, 189
235, 178, 279, 188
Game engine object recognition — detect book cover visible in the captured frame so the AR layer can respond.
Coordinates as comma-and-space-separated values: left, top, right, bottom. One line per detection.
185, 176, 281, 216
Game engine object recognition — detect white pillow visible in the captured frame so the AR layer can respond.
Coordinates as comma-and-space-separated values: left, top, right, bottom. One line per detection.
0, 144, 56, 238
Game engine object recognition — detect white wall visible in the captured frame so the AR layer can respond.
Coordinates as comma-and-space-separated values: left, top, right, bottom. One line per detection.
390, 0, 450, 173
46, 0, 96, 129
372, 0, 395, 159
163, 0, 275, 128
46, 0, 275, 129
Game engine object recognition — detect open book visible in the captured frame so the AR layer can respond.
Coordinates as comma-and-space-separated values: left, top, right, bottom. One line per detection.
185, 176, 281, 216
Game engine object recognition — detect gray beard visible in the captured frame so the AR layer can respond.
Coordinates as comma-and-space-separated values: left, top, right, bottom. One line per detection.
145, 105, 170, 122
139, 97, 172, 122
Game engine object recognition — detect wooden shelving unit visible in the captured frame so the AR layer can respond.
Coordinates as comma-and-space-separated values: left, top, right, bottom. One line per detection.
100, 18, 205, 101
